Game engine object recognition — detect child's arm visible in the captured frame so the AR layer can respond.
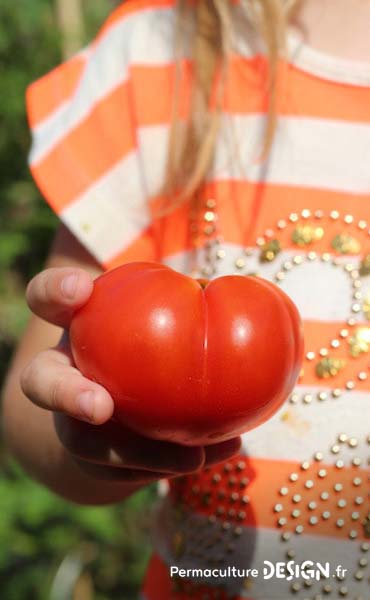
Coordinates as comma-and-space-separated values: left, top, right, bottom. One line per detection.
2, 226, 240, 505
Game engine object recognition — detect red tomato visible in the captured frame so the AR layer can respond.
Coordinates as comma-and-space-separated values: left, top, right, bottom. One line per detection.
70, 262, 303, 445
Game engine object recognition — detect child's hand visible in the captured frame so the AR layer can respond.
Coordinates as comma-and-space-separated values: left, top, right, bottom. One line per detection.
20, 267, 241, 484
54, 414, 241, 483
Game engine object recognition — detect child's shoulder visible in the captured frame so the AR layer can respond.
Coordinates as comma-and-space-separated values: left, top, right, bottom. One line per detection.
99, 0, 179, 42
26, 0, 180, 129
97, 0, 181, 60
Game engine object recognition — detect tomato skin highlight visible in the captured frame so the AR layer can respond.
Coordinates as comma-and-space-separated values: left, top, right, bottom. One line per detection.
70, 262, 303, 445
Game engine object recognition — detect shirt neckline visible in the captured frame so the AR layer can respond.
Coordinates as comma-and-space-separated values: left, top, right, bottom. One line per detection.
287, 28, 370, 88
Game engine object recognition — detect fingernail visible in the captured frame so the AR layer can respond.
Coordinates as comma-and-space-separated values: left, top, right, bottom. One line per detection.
61, 274, 79, 299
77, 391, 95, 422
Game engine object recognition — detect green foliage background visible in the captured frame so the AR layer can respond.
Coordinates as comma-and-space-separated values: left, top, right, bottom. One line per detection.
0, 2, 155, 598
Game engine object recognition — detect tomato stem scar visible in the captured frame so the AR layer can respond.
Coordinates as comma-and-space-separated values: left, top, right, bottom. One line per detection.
196, 278, 209, 290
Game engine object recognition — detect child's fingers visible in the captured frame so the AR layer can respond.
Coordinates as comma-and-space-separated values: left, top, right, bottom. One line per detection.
20, 348, 114, 425
54, 415, 206, 475
26, 267, 94, 328
72, 458, 173, 483
204, 436, 242, 466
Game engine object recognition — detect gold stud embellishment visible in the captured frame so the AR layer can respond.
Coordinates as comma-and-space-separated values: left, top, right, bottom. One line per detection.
331, 234, 361, 254
204, 211, 216, 223
363, 514, 370, 538
203, 198, 216, 211
348, 327, 370, 357
292, 225, 324, 246
363, 291, 370, 320
80, 222, 92, 233
271, 435, 370, 600
359, 253, 370, 276
260, 239, 281, 263
315, 357, 346, 379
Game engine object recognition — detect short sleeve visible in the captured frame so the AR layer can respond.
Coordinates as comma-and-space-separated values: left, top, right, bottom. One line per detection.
26, 1, 163, 268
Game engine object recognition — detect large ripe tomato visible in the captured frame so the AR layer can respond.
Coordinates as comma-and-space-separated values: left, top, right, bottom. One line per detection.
70, 262, 303, 445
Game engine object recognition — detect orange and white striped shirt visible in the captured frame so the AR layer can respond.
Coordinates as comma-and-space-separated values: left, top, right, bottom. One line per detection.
27, 1, 370, 598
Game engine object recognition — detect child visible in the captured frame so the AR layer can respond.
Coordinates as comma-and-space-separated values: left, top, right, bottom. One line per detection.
3, 0, 370, 597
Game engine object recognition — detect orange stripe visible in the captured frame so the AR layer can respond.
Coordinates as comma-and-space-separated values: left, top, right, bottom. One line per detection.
202, 181, 370, 248
142, 553, 248, 600
282, 60, 370, 123
130, 58, 370, 127
170, 455, 369, 541
132, 63, 193, 125
26, 54, 87, 128
30, 82, 136, 212
143, 182, 370, 257
225, 57, 370, 122
132, 57, 263, 126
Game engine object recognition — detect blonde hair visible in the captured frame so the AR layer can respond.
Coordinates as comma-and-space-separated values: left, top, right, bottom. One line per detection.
162, 0, 300, 210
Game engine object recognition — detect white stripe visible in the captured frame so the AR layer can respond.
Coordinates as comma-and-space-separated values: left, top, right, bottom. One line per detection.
164, 244, 366, 322
61, 152, 150, 264
138, 115, 370, 196
29, 6, 180, 164
215, 114, 370, 193
152, 498, 369, 598
240, 386, 370, 466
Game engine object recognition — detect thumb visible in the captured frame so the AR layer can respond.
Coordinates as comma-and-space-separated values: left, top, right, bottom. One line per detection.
26, 267, 94, 328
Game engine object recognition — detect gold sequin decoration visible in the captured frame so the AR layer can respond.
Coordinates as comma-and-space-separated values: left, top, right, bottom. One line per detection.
291, 225, 324, 246
363, 518, 370, 538
363, 291, 370, 320
315, 357, 346, 379
331, 234, 361, 254
348, 327, 370, 357
259, 239, 281, 263
359, 253, 370, 276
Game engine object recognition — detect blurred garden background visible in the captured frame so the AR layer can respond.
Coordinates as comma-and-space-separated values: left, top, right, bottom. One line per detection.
0, 1, 156, 597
